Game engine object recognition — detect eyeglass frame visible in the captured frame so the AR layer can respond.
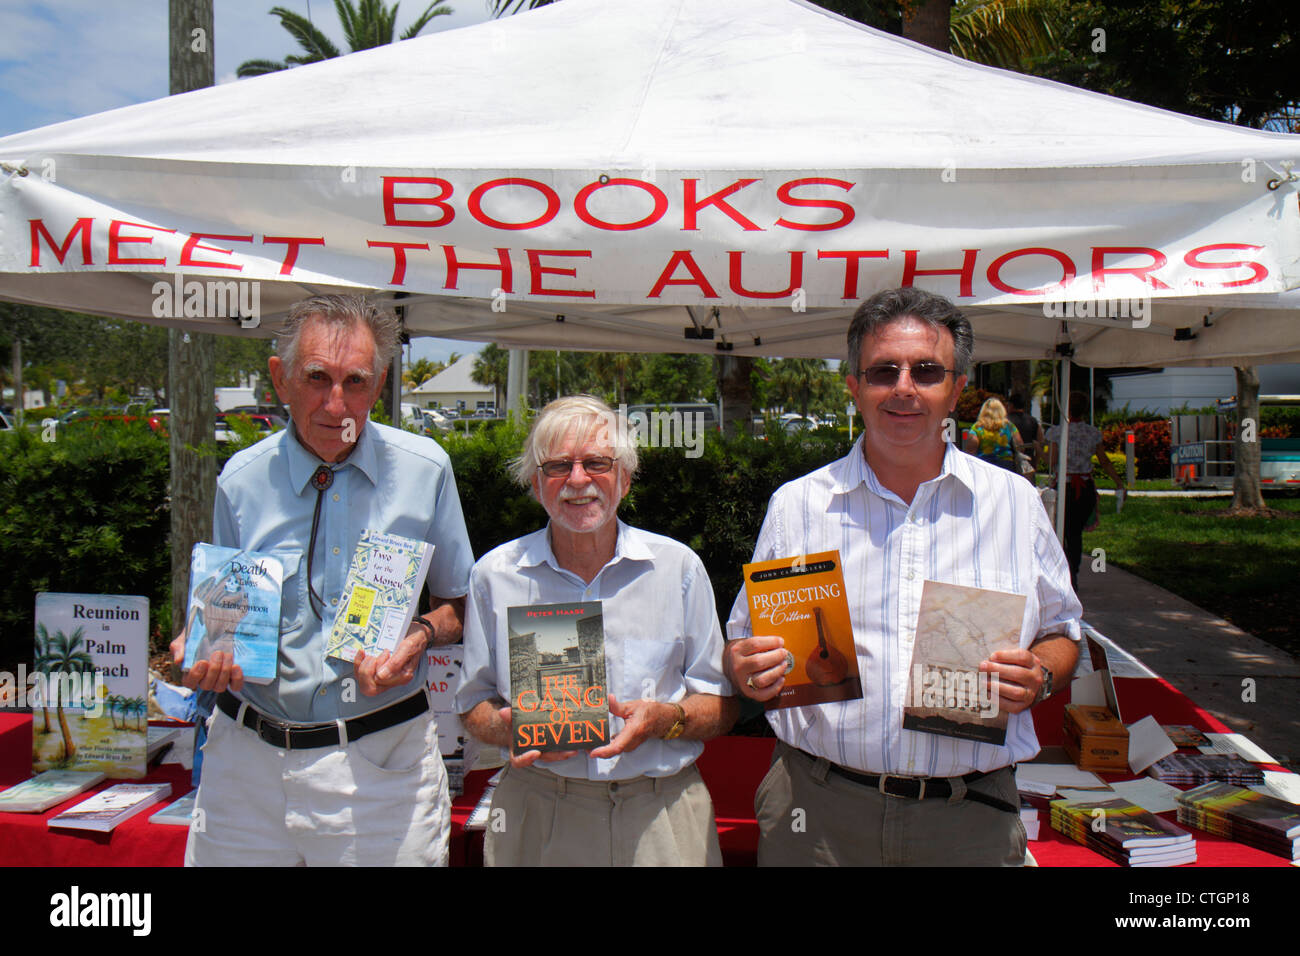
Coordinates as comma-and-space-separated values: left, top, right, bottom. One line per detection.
537, 456, 617, 478
852, 362, 958, 387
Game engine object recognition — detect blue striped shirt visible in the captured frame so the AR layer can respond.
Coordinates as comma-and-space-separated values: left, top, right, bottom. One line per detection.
726, 438, 1081, 775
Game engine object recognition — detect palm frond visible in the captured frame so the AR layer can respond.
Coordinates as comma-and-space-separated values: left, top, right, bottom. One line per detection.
270, 6, 344, 60
401, 1, 453, 40
950, 0, 1066, 71
236, 58, 290, 77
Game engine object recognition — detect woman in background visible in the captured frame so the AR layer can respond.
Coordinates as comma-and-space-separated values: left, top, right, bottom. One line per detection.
963, 397, 1025, 474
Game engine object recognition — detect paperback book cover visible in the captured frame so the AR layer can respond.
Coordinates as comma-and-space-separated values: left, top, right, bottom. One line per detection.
148, 792, 199, 827
1050, 796, 1195, 867
183, 544, 283, 684
1163, 724, 1211, 748
741, 551, 862, 709
0, 770, 107, 813
33, 593, 149, 779
507, 602, 609, 754
48, 782, 172, 832
327, 530, 434, 663
1175, 781, 1300, 858
903, 580, 1026, 745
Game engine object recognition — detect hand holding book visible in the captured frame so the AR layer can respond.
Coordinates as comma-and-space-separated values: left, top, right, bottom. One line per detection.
352, 623, 426, 696
725, 634, 790, 703
979, 647, 1045, 715
495, 705, 578, 768
588, 694, 674, 759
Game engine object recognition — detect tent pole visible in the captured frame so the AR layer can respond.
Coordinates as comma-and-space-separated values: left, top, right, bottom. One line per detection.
506, 348, 529, 421
1055, 358, 1070, 542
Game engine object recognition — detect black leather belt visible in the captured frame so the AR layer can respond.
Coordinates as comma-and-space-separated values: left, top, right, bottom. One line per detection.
799, 748, 1019, 814
218, 690, 428, 750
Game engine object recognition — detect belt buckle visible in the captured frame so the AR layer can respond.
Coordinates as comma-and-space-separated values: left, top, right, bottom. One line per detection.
878, 774, 925, 799
254, 712, 294, 749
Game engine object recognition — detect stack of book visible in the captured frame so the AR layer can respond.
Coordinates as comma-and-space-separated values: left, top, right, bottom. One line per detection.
1175, 782, 1300, 861
1148, 753, 1265, 786
0, 770, 107, 813
1049, 796, 1197, 867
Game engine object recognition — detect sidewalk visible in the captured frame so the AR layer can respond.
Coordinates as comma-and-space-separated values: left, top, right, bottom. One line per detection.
1076, 563, 1300, 773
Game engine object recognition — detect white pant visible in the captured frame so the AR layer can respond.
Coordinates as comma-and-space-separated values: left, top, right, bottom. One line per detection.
185, 702, 448, 866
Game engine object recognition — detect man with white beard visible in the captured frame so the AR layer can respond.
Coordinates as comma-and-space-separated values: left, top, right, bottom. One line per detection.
456, 395, 737, 866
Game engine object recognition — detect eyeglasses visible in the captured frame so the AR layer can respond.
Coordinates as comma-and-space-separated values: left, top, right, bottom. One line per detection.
539, 456, 615, 478
855, 363, 956, 387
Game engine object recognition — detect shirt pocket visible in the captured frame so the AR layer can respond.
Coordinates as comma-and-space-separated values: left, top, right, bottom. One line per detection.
621, 637, 685, 702
269, 547, 306, 641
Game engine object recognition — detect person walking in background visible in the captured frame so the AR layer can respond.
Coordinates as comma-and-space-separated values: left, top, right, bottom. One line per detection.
1045, 391, 1126, 595
1006, 392, 1043, 482
963, 397, 1025, 475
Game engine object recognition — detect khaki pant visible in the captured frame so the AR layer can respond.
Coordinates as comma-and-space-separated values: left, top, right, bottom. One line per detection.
756, 742, 1026, 866
486, 762, 722, 866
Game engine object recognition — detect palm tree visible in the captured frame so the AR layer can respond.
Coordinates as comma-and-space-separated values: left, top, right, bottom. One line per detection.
238, 0, 453, 77
129, 697, 149, 731
33, 625, 53, 735
472, 344, 510, 411
403, 357, 443, 389
106, 694, 126, 730
33, 626, 96, 765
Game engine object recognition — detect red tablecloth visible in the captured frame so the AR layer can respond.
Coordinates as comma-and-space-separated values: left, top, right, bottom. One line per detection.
4, 674, 1293, 866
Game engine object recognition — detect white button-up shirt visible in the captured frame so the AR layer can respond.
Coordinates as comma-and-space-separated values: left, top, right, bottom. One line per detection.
727, 439, 1081, 776
457, 521, 732, 780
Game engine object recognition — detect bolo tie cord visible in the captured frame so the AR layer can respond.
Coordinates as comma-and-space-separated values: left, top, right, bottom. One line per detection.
307, 464, 335, 619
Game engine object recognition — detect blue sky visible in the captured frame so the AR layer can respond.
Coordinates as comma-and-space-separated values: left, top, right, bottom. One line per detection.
0, 0, 494, 364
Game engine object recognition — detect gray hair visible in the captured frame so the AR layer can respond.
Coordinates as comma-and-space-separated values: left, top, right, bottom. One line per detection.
847, 287, 974, 377
510, 395, 639, 487
278, 294, 401, 379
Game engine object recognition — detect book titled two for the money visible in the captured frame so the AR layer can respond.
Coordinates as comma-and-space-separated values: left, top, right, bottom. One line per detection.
507, 602, 609, 754
326, 531, 434, 662
742, 552, 863, 709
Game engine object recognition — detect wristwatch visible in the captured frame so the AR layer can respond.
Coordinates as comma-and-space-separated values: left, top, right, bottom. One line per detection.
662, 702, 687, 739
1035, 661, 1054, 704
410, 615, 436, 644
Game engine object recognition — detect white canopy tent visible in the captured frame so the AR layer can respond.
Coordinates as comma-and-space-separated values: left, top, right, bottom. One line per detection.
1, 0, 1298, 371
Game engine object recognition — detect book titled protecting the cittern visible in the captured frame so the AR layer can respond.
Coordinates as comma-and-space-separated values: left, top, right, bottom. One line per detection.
48, 782, 172, 832
741, 551, 863, 709
507, 602, 609, 754
902, 580, 1026, 746
183, 544, 283, 684
327, 531, 434, 663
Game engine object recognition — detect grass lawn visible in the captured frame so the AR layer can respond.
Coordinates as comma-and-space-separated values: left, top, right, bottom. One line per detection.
1086, 495, 1300, 658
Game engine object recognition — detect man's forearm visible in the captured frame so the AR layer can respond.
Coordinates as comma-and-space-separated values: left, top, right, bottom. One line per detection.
462, 697, 510, 748
1031, 633, 1078, 693
678, 693, 739, 742
424, 595, 466, 647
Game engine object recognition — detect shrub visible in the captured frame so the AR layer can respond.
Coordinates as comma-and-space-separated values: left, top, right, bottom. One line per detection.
1102, 419, 1171, 479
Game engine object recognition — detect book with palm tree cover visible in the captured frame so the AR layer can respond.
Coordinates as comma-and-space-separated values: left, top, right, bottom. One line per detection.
183, 543, 284, 684
741, 551, 862, 709
33, 593, 148, 779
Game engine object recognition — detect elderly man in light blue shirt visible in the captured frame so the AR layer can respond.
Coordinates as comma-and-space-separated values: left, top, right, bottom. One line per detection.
457, 395, 737, 866
173, 294, 474, 866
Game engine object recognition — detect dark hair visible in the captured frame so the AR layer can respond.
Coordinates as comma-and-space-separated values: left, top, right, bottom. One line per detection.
278, 294, 401, 378
1008, 391, 1028, 410
1068, 391, 1090, 418
847, 287, 974, 376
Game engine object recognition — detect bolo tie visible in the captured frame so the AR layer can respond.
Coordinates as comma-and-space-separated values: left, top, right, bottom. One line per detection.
307, 464, 336, 619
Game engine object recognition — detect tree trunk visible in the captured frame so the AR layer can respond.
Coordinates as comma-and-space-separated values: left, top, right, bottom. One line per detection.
168, 1, 218, 659
10, 334, 21, 428
717, 355, 754, 436
56, 706, 76, 763
902, 0, 952, 52
1231, 365, 1265, 512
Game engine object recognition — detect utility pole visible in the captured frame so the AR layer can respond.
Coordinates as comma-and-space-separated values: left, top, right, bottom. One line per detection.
167, 0, 217, 655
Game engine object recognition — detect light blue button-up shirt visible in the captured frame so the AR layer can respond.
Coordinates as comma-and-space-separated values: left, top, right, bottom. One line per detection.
727, 438, 1082, 776
213, 421, 474, 723
456, 521, 732, 780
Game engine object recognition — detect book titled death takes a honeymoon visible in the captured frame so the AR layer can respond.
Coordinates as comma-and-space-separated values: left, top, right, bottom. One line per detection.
507, 602, 609, 754
741, 551, 862, 709
183, 544, 283, 684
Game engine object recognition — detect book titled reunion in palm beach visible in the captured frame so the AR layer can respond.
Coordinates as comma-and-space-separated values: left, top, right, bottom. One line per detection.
32, 593, 149, 779
327, 531, 434, 663
183, 543, 283, 684
507, 602, 609, 754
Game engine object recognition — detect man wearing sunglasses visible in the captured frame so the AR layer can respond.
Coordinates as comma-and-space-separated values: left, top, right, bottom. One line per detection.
726, 286, 1081, 866
457, 395, 737, 865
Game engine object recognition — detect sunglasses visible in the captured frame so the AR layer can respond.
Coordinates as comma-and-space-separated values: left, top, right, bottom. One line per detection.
855, 363, 956, 387
539, 456, 615, 478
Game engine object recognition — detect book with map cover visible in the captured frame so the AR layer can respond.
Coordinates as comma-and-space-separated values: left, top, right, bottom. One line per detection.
902, 580, 1026, 745
327, 531, 434, 663
741, 551, 862, 710
183, 544, 283, 684
507, 602, 609, 754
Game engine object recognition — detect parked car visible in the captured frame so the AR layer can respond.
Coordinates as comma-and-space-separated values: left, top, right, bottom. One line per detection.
0, 410, 12, 431
421, 409, 453, 433
215, 411, 285, 443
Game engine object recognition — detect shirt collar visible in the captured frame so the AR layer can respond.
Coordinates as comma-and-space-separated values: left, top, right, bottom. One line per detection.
829, 435, 977, 499
519, 519, 653, 574
285, 419, 379, 494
